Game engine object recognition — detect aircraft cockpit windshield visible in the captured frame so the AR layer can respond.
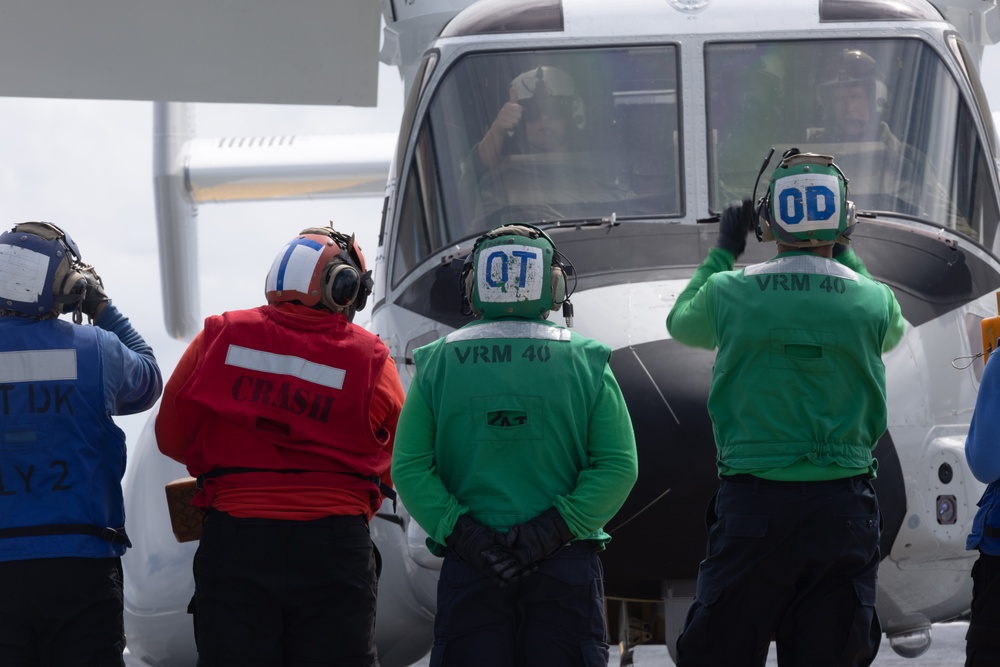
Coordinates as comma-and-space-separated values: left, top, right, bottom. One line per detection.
391, 37, 1000, 287
707, 38, 1000, 247
392, 46, 680, 286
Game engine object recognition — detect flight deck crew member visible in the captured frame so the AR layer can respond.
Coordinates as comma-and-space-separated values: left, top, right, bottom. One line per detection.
963, 352, 1000, 666
156, 224, 404, 667
392, 224, 638, 667
667, 151, 905, 667
0, 222, 163, 666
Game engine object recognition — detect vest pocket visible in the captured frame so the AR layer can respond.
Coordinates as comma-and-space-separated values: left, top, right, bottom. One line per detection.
769, 329, 836, 373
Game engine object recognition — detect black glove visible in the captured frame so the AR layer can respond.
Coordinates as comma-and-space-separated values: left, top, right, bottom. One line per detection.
492, 508, 574, 583
831, 242, 849, 258
716, 199, 755, 258
445, 514, 508, 587
79, 264, 110, 321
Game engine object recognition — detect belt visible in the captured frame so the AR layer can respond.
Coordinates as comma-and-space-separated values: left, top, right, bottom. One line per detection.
723, 473, 870, 487
206, 508, 368, 528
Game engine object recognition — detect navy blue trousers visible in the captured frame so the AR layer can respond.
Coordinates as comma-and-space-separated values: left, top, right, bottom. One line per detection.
966, 552, 1000, 666
193, 510, 379, 667
430, 541, 608, 667
676, 475, 882, 667
0, 556, 125, 667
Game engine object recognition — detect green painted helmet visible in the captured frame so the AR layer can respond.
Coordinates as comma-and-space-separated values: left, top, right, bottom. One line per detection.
758, 151, 856, 247
462, 224, 568, 320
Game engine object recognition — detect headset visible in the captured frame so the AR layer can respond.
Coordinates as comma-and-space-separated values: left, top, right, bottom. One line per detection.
752, 147, 856, 245
459, 223, 575, 324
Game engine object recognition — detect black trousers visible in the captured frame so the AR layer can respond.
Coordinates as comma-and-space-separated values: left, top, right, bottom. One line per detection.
966, 551, 1000, 666
429, 541, 609, 667
193, 509, 379, 667
676, 475, 882, 667
0, 556, 125, 667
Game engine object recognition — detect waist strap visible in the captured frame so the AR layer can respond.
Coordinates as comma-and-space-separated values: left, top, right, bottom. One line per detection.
985, 525, 1000, 539
198, 467, 397, 511
0, 523, 131, 547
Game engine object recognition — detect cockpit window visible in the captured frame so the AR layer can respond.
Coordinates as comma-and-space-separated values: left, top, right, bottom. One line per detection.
706, 39, 1000, 248
392, 45, 680, 286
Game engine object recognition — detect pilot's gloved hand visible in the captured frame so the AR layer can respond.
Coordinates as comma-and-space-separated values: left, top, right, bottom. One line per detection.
79, 264, 111, 321
445, 514, 508, 587
716, 199, 755, 258
490, 87, 523, 136
832, 242, 849, 259
495, 507, 574, 578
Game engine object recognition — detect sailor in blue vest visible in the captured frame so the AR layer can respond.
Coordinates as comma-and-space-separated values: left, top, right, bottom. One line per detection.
965, 351, 1000, 666
0, 222, 162, 666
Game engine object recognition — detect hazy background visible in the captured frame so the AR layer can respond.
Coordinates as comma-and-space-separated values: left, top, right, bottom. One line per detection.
0, 59, 404, 446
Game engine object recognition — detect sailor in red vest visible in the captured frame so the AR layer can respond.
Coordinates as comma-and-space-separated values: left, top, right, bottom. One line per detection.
156, 224, 404, 667
0, 222, 162, 666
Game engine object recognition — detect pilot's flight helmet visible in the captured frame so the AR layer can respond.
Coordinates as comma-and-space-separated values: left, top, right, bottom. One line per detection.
510, 66, 585, 130
755, 150, 857, 247
819, 48, 888, 115
265, 224, 373, 317
461, 224, 572, 320
0, 222, 87, 319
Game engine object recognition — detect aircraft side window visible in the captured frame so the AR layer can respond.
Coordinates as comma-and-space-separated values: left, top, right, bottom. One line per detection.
392, 127, 447, 287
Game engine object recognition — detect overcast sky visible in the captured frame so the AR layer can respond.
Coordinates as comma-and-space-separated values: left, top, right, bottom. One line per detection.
3, 49, 1000, 447
0, 62, 404, 445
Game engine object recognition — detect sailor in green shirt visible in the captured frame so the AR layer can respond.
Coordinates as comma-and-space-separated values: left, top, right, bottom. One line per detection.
392, 224, 638, 667
667, 150, 904, 667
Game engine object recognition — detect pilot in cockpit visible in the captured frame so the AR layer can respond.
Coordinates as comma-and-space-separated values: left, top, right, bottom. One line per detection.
471, 65, 583, 172
807, 51, 921, 207
806, 47, 964, 228
808, 48, 894, 145
463, 65, 626, 224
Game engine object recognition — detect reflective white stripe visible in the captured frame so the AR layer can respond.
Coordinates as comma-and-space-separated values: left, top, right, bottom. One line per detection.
225, 345, 345, 389
446, 321, 571, 343
0, 349, 78, 382
744, 255, 860, 281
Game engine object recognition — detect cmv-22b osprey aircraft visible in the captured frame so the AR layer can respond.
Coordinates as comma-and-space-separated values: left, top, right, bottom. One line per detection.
80, 0, 1000, 664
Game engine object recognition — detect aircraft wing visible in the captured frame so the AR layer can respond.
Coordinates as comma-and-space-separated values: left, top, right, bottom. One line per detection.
154, 102, 396, 339
0, 0, 381, 106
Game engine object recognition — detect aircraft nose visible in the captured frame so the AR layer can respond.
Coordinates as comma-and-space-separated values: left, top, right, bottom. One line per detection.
601, 337, 720, 595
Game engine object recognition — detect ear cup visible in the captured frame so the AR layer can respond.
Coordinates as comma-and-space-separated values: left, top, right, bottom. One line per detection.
322, 261, 360, 309
550, 264, 566, 310
842, 199, 858, 238
463, 258, 479, 316
53, 263, 87, 313
754, 194, 773, 242
353, 271, 373, 312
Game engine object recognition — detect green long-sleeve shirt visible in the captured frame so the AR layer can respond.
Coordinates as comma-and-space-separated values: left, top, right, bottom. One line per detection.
392, 319, 638, 554
666, 246, 905, 480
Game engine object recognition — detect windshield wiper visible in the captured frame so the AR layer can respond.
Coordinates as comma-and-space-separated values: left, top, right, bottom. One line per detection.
535, 213, 622, 230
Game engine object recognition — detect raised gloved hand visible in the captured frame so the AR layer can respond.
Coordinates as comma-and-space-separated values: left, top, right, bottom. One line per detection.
445, 514, 508, 587
716, 199, 755, 258
485, 508, 574, 584
79, 264, 110, 321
